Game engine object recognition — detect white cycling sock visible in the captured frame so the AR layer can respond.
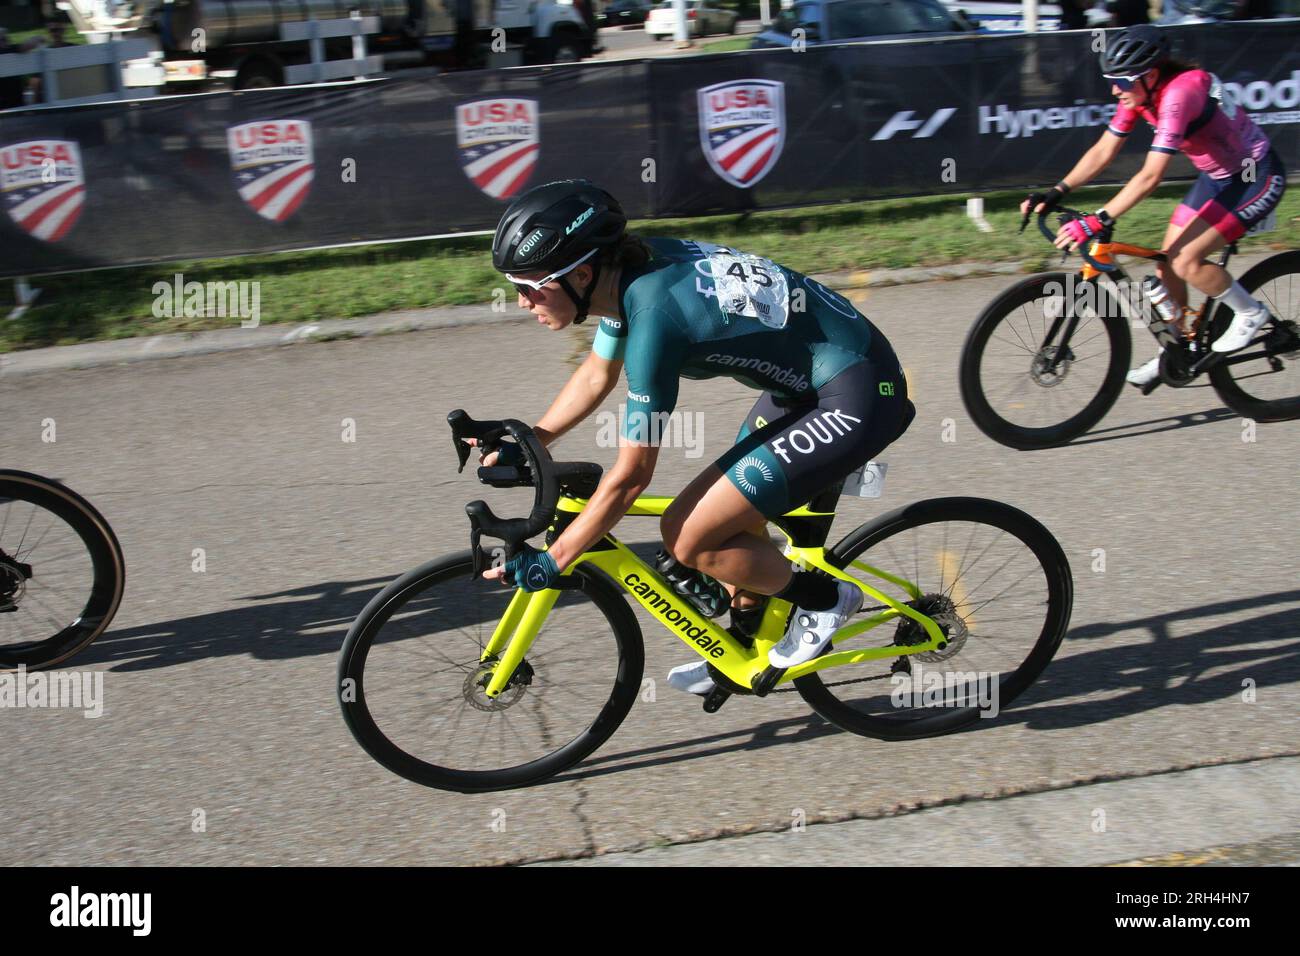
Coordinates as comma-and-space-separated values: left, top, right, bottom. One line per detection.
1218, 281, 1263, 316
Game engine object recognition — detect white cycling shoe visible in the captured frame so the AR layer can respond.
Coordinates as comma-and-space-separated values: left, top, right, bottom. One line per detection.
1125, 351, 1163, 388
667, 660, 715, 697
768, 580, 864, 669
1213, 304, 1270, 353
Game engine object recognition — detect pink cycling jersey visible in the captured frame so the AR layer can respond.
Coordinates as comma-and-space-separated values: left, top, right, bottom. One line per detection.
1107, 69, 1271, 179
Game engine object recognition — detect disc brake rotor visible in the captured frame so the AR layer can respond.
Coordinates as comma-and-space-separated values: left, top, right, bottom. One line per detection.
463, 657, 532, 712
1030, 345, 1073, 387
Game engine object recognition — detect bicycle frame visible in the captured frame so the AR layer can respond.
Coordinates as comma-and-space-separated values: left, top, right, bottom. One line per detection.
478, 494, 947, 698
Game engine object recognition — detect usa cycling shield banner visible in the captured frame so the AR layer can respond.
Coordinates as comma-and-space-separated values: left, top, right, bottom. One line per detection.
0, 21, 1296, 278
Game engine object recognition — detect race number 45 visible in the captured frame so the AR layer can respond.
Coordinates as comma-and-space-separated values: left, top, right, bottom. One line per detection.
709, 250, 790, 329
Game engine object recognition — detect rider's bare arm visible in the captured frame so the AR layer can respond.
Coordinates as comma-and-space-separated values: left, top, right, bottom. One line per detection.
1096, 149, 1173, 220
532, 351, 623, 447
544, 440, 659, 571
1055, 130, 1126, 195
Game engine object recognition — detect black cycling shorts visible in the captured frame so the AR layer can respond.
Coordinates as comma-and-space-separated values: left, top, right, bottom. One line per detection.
715, 342, 914, 517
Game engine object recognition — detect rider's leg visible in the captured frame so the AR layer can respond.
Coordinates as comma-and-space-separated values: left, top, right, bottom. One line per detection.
661, 471, 793, 595
1127, 213, 1194, 387
1157, 208, 1194, 314
1175, 152, 1287, 352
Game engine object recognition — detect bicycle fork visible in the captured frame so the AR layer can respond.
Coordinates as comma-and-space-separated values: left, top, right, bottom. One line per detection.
479, 587, 560, 697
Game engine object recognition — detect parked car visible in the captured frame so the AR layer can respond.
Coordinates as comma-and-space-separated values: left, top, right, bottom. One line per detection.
939, 2, 1109, 31
751, 0, 977, 47
644, 1, 741, 39
600, 0, 655, 27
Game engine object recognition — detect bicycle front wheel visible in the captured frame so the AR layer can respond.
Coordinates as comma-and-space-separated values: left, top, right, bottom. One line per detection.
0, 470, 125, 671
795, 497, 1072, 741
1208, 250, 1300, 422
960, 273, 1131, 449
338, 552, 644, 792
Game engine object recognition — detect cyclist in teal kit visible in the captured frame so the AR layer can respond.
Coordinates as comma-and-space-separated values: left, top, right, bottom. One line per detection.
476, 180, 914, 697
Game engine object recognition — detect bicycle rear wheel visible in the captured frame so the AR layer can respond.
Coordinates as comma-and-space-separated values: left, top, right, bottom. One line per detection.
1208, 250, 1300, 422
338, 553, 644, 792
960, 273, 1131, 449
0, 470, 125, 671
795, 497, 1072, 740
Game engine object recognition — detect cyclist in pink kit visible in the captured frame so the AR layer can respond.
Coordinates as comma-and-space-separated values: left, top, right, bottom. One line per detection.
1024, 25, 1287, 387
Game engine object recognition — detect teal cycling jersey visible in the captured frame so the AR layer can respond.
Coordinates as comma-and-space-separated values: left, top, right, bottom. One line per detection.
593, 238, 880, 443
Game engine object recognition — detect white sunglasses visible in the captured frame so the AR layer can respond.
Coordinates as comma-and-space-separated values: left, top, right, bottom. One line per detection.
505, 248, 598, 295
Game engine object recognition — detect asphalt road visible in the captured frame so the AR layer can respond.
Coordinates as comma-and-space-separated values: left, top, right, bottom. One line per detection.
2, 265, 1297, 865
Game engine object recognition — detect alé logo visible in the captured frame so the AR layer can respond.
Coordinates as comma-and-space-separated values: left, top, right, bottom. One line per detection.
625, 572, 728, 659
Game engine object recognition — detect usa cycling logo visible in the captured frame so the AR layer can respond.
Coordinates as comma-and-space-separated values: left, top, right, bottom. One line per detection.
457, 99, 539, 200
698, 80, 785, 189
1, 140, 84, 242
733, 455, 774, 494
227, 120, 314, 222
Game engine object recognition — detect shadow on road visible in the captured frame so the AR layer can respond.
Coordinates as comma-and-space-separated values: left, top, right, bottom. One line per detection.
76, 563, 1300, 781
552, 587, 1300, 786
1065, 404, 1237, 446
75, 543, 665, 671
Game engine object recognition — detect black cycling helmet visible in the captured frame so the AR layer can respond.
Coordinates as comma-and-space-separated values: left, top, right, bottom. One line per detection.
1100, 24, 1171, 77
492, 179, 626, 325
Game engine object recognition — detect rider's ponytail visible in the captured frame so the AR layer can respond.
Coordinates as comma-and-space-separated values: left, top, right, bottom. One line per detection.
1156, 58, 1200, 84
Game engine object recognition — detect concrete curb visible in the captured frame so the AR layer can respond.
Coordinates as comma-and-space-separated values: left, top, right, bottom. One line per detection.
527, 752, 1300, 866
0, 259, 1032, 378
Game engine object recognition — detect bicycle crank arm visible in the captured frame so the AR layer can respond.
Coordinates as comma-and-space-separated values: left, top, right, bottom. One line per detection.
1188, 351, 1224, 377
750, 664, 786, 697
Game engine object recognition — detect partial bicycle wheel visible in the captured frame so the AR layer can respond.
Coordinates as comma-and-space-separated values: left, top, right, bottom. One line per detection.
795, 496, 1072, 741
1207, 250, 1300, 422
0, 470, 125, 671
960, 273, 1131, 449
338, 552, 644, 792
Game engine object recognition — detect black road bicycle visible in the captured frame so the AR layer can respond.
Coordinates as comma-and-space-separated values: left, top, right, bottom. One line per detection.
960, 206, 1300, 449
0, 470, 125, 670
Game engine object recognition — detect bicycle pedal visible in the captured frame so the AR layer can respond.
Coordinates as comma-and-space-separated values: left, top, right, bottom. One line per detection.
1138, 378, 1162, 396
702, 685, 731, 713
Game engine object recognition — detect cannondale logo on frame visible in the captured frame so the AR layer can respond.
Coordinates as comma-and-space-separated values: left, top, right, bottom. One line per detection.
733, 456, 774, 494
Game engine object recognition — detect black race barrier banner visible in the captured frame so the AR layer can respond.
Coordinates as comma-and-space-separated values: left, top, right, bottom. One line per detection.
1, 21, 1296, 278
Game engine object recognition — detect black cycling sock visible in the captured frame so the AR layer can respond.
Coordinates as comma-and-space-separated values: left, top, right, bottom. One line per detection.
774, 570, 839, 611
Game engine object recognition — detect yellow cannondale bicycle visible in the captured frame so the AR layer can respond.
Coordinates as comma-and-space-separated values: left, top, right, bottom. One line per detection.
338, 411, 1073, 792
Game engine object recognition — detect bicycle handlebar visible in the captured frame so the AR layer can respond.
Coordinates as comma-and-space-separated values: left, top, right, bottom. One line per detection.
447, 409, 600, 587
1022, 200, 1119, 274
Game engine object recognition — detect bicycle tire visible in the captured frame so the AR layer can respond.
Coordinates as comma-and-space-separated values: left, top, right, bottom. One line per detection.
0, 470, 125, 671
960, 273, 1131, 450
795, 497, 1073, 741
338, 551, 644, 792
1207, 250, 1300, 423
